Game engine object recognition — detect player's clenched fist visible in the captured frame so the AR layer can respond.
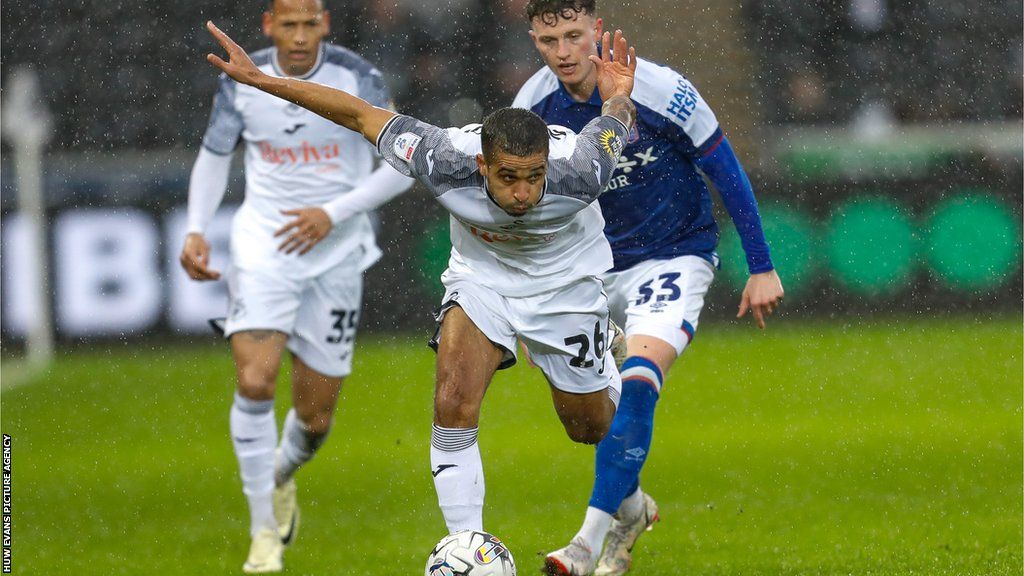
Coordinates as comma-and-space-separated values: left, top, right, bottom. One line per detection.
179, 232, 221, 281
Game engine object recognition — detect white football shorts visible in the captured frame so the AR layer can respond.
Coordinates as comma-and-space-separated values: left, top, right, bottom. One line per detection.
223, 262, 363, 378
431, 271, 622, 397
602, 255, 715, 356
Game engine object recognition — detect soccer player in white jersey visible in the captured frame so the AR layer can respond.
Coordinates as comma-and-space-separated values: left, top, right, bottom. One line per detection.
514, 2, 785, 575
178, 1, 412, 572
202, 20, 639, 546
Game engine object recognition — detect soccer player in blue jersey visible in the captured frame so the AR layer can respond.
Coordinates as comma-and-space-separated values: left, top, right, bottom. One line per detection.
514, 2, 785, 575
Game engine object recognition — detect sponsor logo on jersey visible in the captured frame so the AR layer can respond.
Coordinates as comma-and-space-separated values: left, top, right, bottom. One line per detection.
667, 77, 700, 124
599, 128, 624, 159
283, 123, 306, 135
603, 147, 660, 192
259, 141, 340, 164
615, 146, 660, 174
469, 226, 556, 244
393, 132, 422, 163
498, 219, 527, 230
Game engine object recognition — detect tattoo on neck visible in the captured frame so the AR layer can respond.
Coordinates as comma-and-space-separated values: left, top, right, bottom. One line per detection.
602, 95, 636, 129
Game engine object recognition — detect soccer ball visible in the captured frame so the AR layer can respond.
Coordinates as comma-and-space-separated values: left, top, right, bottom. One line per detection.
424, 530, 517, 576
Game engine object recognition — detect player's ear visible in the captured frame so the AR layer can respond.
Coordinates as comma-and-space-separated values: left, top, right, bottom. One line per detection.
262, 11, 273, 37
322, 10, 331, 34
594, 17, 603, 41
476, 154, 488, 176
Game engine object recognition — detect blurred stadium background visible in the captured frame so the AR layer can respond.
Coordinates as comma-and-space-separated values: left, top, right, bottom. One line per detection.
1, 0, 1021, 574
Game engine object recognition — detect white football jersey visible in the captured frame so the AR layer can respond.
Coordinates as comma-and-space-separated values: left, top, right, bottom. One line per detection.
202, 44, 391, 277
377, 114, 629, 297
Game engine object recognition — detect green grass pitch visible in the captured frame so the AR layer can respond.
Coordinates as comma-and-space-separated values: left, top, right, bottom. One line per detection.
2, 317, 1021, 575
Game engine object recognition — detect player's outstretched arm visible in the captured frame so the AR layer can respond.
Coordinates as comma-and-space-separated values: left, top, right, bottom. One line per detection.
204, 21, 395, 143
590, 30, 637, 129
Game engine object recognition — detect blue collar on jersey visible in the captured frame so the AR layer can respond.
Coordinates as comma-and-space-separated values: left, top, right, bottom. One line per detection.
555, 81, 603, 109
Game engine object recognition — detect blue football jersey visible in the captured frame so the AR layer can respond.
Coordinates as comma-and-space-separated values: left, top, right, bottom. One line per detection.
514, 57, 764, 273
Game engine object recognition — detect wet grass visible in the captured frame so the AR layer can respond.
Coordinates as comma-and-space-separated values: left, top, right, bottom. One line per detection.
2, 316, 1021, 574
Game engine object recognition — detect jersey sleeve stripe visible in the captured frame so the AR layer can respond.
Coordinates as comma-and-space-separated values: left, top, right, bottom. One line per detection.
375, 114, 404, 153
698, 128, 725, 157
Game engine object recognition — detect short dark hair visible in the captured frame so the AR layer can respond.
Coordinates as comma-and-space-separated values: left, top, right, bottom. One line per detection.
525, 0, 596, 26
481, 108, 550, 162
267, 0, 324, 12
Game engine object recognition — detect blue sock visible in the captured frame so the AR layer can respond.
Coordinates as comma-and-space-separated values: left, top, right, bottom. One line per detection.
589, 356, 662, 514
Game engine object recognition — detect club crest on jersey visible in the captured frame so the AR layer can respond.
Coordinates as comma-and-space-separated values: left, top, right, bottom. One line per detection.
599, 129, 624, 159
393, 132, 422, 163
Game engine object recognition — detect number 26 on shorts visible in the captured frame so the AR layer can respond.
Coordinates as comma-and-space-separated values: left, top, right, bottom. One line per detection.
563, 320, 608, 373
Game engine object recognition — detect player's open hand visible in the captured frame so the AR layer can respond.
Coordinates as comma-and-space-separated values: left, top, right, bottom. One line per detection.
206, 21, 264, 87
590, 30, 637, 102
275, 207, 333, 255
737, 269, 784, 329
179, 232, 221, 281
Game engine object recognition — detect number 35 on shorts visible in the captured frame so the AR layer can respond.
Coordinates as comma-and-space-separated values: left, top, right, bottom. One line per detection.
326, 308, 359, 359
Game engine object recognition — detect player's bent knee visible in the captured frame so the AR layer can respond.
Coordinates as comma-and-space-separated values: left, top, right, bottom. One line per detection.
433, 379, 483, 428
236, 371, 277, 400
434, 391, 482, 428
562, 409, 612, 444
565, 420, 610, 445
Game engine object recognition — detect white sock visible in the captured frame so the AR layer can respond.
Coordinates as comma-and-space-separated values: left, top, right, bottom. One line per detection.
275, 408, 330, 486
430, 425, 484, 533
574, 507, 613, 561
617, 487, 645, 522
230, 392, 278, 536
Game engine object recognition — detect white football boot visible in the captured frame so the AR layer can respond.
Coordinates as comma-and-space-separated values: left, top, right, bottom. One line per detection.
242, 528, 284, 574
273, 478, 300, 545
593, 493, 660, 576
543, 537, 597, 575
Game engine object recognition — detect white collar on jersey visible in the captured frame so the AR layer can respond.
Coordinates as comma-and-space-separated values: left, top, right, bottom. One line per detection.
270, 44, 326, 80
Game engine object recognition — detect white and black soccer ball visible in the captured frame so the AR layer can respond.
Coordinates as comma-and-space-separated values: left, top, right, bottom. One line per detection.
424, 530, 517, 576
